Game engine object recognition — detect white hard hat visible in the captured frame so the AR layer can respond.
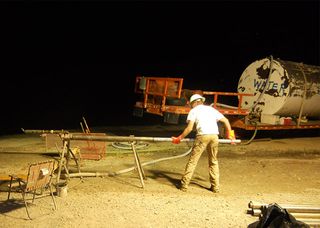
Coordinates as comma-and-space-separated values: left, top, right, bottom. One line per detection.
189, 94, 205, 103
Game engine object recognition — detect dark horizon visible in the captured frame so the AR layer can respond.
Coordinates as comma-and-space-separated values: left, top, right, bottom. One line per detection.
1, 1, 319, 134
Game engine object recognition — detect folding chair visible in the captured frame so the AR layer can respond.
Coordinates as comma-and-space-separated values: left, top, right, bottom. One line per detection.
7, 160, 57, 219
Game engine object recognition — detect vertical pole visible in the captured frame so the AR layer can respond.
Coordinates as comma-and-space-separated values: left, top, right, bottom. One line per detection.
80, 122, 85, 133
65, 140, 70, 171
82, 116, 91, 133
213, 93, 218, 108
135, 146, 146, 180
57, 140, 68, 184
297, 63, 307, 127
68, 147, 83, 181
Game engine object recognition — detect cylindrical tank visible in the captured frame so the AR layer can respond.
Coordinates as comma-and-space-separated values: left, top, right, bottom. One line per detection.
237, 57, 320, 118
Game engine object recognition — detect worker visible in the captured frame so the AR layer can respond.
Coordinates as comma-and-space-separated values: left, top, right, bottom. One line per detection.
171, 94, 235, 193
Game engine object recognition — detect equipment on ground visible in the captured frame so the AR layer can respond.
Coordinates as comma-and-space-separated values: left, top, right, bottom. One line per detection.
57, 133, 240, 189
247, 201, 320, 226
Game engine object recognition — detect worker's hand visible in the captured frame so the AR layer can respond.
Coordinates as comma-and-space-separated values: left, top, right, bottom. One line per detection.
172, 136, 182, 144
226, 130, 236, 144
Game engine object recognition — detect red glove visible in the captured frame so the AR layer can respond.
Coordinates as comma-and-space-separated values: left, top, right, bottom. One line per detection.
172, 136, 182, 144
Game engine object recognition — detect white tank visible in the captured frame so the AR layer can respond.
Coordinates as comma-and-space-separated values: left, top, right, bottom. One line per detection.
237, 57, 320, 118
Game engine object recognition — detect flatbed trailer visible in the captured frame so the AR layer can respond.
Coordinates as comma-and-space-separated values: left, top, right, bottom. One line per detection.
133, 76, 320, 132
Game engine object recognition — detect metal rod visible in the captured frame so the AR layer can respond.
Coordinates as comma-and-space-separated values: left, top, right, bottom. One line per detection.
80, 122, 85, 133
291, 213, 320, 219
297, 63, 307, 127
60, 134, 241, 144
22, 129, 68, 134
251, 208, 320, 219
251, 209, 262, 216
295, 218, 320, 226
56, 140, 68, 184
82, 117, 91, 133
248, 201, 320, 213
62, 172, 109, 178
131, 142, 145, 188
285, 207, 320, 214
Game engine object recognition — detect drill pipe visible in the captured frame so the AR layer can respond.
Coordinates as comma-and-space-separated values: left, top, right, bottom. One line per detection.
248, 201, 320, 213
22, 128, 68, 134
291, 213, 320, 219
297, 219, 320, 226
261, 215, 320, 226
59, 134, 241, 144
249, 207, 320, 226
249, 208, 262, 216
250, 208, 320, 219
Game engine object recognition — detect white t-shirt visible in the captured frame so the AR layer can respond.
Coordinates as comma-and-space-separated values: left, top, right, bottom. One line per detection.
187, 104, 225, 135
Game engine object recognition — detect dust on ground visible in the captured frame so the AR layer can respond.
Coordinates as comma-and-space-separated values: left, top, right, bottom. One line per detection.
0, 125, 320, 228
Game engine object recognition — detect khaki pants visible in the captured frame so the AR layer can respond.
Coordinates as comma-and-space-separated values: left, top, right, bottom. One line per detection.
181, 134, 219, 190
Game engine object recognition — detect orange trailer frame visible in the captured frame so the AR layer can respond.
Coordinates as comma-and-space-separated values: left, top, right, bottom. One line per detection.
133, 76, 320, 131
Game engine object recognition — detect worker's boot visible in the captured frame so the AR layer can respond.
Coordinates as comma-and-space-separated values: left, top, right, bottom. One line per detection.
210, 185, 219, 193
178, 182, 187, 192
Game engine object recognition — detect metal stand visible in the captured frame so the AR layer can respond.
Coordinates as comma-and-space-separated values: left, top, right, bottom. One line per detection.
130, 142, 146, 188
56, 139, 83, 185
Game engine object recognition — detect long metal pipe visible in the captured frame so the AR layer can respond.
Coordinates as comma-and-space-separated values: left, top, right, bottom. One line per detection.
298, 219, 320, 225
249, 204, 320, 226
291, 213, 320, 219
22, 128, 68, 134
59, 134, 241, 144
251, 208, 320, 219
249, 201, 320, 213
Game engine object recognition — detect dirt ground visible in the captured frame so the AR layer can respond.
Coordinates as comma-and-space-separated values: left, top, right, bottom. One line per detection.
0, 125, 320, 228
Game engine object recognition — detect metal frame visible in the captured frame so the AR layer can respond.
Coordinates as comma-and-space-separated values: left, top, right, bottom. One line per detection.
134, 76, 252, 116
134, 76, 320, 131
230, 116, 320, 131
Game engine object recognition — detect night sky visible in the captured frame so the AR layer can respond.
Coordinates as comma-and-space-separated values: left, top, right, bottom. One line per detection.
1, 0, 319, 134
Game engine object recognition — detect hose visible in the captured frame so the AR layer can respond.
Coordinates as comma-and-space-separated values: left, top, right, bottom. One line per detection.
242, 121, 258, 145
110, 147, 192, 176
111, 141, 149, 150
250, 55, 274, 113
59, 136, 241, 179
241, 55, 274, 145
64, 147, 193, 178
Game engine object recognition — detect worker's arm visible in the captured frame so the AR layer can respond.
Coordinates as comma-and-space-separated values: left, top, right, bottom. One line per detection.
219, 117, 235, 140
180, 120, 194, 139
219, 117, 232, 132
172, 120, 194, 144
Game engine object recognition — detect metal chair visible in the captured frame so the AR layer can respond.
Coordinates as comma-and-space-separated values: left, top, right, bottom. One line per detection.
7, 160, 57, 219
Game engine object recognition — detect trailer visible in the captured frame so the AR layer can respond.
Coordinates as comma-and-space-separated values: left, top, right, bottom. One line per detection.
133, 56, 320, 133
